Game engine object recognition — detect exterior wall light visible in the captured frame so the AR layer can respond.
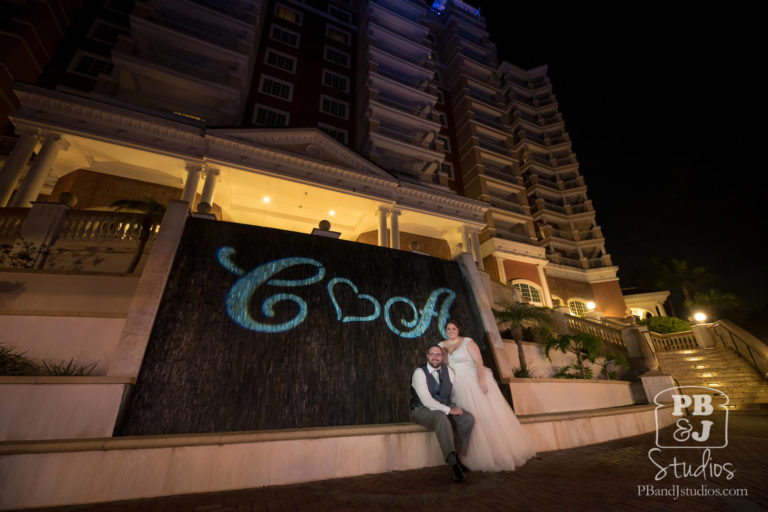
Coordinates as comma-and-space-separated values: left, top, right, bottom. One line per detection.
586, 301, 596, 310
693, 312, 707, 322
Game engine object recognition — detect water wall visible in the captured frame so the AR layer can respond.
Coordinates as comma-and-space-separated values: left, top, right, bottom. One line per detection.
115, 218, 486, 435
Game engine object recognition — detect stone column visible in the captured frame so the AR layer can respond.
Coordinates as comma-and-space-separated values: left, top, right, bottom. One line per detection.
460, 226, 471, 254
181, 164, 202, 205
0, 133, 39, 207
470, 228, 483, 270
10, 135, 68, 207
536, 264, 554, 307
389, 209, 401, 249
198, 167, 219, 211
377, 206, 388, 247
496, 256, 507, 283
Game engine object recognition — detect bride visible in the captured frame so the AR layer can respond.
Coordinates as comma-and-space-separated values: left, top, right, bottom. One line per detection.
439, 319, 536, 471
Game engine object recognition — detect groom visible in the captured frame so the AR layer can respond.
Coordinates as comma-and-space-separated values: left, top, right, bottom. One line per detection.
410, 344, 474, 482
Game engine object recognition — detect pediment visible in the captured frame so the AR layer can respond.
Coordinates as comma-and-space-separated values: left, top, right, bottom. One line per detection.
206, 128, 396, 182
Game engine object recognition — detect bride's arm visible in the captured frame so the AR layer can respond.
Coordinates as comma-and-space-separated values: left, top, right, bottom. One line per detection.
466, 339, 488, 394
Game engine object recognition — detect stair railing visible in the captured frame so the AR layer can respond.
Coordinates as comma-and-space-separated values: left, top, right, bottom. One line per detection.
710, 320, 768, 381
649, 330, 698, 352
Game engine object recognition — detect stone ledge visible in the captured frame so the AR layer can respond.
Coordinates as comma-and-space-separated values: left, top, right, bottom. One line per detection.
518, 403, 663, 423
0, 423, 430, 455
0, 376, 134, 385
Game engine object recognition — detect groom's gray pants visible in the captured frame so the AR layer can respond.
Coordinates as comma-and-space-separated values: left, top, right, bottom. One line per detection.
411, 406, 474, 459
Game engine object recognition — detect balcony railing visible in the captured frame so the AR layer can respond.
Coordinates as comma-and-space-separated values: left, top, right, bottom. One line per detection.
487, 196, 528, 215
477, 137, 508, 153
493, 229, 532, 244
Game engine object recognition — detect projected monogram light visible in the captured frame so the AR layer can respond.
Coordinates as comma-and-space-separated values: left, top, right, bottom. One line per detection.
217, 246, 456, 338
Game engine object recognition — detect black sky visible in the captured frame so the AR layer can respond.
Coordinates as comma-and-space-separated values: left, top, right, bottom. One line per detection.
471, 3, 767, 313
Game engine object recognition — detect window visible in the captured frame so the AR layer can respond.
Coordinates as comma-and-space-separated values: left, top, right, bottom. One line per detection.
253, 105, 289, 127
440, 162, 454, 178
328, 5, 351, 23
437, 113, 447, 126
259, 75, 293, 100
326, 25, 351, 45
265, 49, 296, 73
551, 296, 563, 307
320, 95, 349, 119
568, 299, 588, 316
324, 46, 350, 67
511, 280, 543, 305
270, 24, 300, 48
322, 69, 349, 92
69, 52, 113, 78
436, 90, 445, 104
437, 135, 451, 152
318, 123, 348, 144
89, 21, 125, 44
274, 3, 302, 25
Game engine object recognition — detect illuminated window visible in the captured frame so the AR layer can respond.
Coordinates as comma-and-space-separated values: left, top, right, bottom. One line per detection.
326, 25, 351, 45
320, 95, 349, 119
324, 46, 350, 67
322, 69, 349, 92
265, 49, 296, 73
511, 280, 543, 305
69, 52, 113, 78
254, 105, 289, 127
259, 75, 293, 101
275, 3, 302, 25
568, 299, 588, 316
270, 24, 300, 48
328, 5, 352, 23
318, 123, 348, 145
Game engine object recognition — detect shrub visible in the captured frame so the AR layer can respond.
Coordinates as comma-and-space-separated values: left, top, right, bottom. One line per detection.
0, 345, 39, 376
640, 316, 691, 334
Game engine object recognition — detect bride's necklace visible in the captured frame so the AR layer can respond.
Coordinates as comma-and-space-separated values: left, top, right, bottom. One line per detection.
443, 338, 462, 354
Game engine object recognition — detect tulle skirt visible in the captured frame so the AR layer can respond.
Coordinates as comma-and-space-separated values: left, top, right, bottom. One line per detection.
453, 367, 536, 471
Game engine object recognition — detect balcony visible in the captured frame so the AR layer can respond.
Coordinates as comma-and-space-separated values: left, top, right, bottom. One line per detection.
477, 136, 509, 155
487, 195, 529, 215
539, 226, 603, 242
483, 165, 523, 185
493, 228, 533, 244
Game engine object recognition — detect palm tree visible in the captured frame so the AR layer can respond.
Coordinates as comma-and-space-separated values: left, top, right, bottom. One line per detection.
543, 332, 603, 379
635, 258, 711, 316
110, 198, 166, 273
493, 300, 553, 374
689, 289, 740, 319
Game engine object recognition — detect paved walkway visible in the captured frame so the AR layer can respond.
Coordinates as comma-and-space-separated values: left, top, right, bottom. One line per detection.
16, 413, 768, 512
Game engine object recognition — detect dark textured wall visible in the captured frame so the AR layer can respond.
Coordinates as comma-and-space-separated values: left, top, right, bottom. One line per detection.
115, 218, 486, 436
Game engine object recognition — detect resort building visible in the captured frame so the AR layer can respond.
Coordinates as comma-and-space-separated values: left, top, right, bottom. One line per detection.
0, 0, 627, 317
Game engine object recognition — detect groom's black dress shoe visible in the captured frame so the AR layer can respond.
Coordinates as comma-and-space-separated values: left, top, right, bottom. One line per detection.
446, 452, 466, 482
456, 454, 470, 473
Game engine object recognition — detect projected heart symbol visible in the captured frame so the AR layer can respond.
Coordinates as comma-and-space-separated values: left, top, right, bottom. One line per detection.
327, 277, 381, 323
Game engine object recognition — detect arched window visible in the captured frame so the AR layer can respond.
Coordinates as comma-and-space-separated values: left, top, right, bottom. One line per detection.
551, 295, 563, 307
568, 299, 588, 316
510, 280, 544, 306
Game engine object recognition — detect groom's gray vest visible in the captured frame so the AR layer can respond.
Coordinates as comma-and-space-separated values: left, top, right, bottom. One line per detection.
411, 364, 452, 410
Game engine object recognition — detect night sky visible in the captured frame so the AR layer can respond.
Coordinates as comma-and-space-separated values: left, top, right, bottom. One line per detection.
473, 4, 767, 320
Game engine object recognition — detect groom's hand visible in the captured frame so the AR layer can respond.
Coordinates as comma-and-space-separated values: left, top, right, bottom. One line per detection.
449, 407, 463, 415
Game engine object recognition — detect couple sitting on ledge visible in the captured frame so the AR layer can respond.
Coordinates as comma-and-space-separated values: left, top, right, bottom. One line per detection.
410, 320, 536, 481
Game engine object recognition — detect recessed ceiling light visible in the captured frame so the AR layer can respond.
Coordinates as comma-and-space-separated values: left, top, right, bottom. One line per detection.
263, 196, 270, 203
329, 210, 335, 216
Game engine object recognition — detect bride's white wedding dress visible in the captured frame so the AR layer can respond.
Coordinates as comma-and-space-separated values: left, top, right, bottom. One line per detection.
440, 337, 536, 471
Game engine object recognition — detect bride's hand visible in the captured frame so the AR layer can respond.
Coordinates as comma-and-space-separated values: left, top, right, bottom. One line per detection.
479, 381, 488, 394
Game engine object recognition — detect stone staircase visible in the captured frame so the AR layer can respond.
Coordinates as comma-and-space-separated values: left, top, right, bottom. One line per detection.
656, 346, 768, 411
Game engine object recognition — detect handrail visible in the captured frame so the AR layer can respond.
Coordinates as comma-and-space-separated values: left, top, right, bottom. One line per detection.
710, 320, 768, 380
649, 330, 697, 352
566, 315, 625, 349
